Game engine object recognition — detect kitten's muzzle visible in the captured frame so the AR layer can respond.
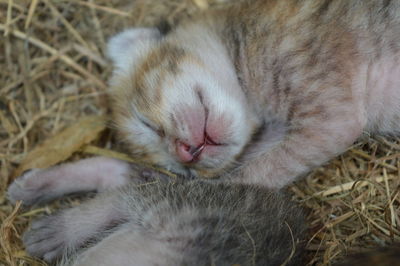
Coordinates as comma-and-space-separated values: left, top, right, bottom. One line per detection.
175, 134, 221, 163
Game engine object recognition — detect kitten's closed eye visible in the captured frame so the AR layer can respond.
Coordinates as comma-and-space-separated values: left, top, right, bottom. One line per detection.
138, 115, 165, 138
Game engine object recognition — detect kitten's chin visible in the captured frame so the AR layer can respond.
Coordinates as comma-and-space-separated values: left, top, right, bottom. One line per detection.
186, 158, 234, 179
165, 161, 221, 179
192, 167, 226, 179
163, 155, 231, 180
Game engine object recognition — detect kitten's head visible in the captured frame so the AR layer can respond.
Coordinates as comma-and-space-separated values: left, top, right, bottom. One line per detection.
107, 27, 258, 178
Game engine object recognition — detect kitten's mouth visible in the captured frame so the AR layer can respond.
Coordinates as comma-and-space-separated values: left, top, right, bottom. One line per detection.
176, 132, 223, 163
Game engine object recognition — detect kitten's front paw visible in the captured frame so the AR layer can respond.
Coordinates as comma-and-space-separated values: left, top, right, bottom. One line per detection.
7, 169, 55, 206
23, 214, 68, 262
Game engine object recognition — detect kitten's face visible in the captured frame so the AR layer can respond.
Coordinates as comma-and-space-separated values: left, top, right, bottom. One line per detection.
108, 28, 257, 178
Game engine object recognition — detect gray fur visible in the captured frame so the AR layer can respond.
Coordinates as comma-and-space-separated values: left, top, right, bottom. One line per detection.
22, 179, 306, 265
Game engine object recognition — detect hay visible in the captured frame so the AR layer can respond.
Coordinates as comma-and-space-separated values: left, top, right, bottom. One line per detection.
0, 1, 399, 265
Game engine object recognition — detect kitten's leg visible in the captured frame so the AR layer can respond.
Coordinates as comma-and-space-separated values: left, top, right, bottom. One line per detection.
7, 157, 131, 205
23, 190, 128, 262
70, 226, 169, 266
236, 104, 365, 188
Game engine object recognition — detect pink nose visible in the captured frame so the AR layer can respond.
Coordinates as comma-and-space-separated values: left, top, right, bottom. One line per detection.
176, 141, 204, 163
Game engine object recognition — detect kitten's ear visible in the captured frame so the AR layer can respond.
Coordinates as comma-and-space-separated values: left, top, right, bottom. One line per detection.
107, 28, 161, 70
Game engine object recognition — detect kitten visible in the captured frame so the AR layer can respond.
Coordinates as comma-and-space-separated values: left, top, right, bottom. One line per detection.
10, 0, 400, 199
9, 159, 306, 265
108, 0, 400, 188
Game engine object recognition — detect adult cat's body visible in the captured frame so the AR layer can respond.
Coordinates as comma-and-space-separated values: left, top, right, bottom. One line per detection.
108, 0, 400, 188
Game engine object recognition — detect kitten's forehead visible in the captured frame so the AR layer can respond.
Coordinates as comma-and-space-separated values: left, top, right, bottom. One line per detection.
130, 43, 187, 110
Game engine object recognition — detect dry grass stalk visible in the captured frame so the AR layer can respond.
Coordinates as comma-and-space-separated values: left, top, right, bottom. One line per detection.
0, 201, 21, 266
0, 1, 399, 265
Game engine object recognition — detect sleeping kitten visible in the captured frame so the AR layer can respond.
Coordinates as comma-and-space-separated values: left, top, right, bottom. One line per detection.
9, 160, 306, 265
105, 0, 400, 188
9, 0, 400, 200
